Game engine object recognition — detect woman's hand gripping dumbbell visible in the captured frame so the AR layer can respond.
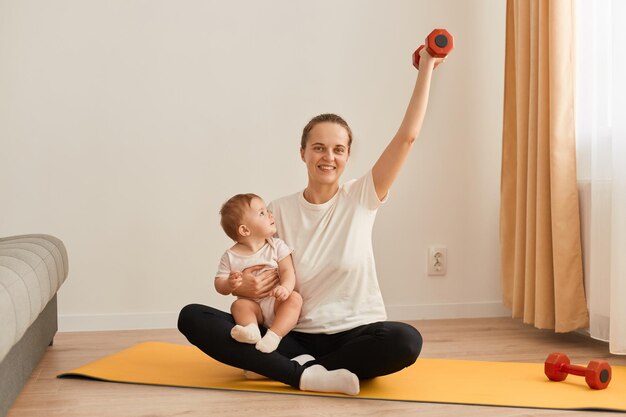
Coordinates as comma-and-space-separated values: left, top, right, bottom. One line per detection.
413, 29, 454, 70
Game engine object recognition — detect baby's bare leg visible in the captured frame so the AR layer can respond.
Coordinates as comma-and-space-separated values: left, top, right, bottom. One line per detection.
256, 292, 303, 353
230, 299, 263, 344
270, 291, 303, 336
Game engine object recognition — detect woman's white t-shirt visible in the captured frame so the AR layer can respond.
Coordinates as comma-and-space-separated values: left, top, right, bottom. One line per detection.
268, 170, 387, 334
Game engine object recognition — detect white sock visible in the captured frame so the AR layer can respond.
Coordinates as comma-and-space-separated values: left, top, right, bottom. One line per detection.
255, 330, 282, 353
231, 323, 261, 344
291, 354, 315, 365
299, 364, 360, 396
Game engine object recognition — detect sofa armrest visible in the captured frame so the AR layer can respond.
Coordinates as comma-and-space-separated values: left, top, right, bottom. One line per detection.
0, 234, 69, 362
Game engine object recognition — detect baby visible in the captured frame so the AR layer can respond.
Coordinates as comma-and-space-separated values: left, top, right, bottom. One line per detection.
215, 193, 302, 353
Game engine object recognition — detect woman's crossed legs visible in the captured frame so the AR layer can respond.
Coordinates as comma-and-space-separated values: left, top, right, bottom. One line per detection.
177, 304, 422, 392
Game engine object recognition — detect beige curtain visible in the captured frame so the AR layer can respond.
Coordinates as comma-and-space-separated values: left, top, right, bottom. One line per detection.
500, 0, 588, 332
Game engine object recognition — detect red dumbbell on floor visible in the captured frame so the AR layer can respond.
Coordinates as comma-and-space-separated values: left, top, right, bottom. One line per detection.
413, 28, 454, 70
544, 352, 612, 390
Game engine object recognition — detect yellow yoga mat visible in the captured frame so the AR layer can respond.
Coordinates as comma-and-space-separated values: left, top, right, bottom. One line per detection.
58, 342, 626, 412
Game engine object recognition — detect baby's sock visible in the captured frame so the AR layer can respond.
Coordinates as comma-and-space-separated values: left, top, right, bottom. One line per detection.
299, 364, 360, 396
255, 329, 282, 353
230, 323, 261, 344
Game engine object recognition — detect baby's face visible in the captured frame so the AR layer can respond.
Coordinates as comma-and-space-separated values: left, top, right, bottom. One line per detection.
243, 197, 276, 238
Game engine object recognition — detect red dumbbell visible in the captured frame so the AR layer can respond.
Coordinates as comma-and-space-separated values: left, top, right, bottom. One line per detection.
413, 28, 454, 70
544, 352, 612, 390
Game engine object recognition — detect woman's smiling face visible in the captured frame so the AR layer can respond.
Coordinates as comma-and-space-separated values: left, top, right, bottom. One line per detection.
300, 122, 350, 187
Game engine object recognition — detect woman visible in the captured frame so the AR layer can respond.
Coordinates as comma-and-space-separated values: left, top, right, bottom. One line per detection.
178, 47, 444, 395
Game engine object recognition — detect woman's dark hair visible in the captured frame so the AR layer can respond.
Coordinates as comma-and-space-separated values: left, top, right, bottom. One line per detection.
301, 113, 353, 150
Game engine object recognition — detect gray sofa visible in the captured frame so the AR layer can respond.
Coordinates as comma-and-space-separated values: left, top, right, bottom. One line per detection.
0, 235, 68, 417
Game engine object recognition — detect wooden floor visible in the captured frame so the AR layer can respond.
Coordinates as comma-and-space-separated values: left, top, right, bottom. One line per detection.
8, 317, 626, 417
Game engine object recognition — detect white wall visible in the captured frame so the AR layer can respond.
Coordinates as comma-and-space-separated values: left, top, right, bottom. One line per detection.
0, 0, 508, 331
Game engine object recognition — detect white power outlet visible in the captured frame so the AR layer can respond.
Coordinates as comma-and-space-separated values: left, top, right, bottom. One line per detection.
427, 246, 447, 276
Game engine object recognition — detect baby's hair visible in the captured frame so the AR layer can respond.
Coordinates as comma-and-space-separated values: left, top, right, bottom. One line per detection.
301, 113, 353, 150
219, 193, 261, 241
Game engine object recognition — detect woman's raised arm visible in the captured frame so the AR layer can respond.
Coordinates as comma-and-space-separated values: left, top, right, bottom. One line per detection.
371, 48, 443, 200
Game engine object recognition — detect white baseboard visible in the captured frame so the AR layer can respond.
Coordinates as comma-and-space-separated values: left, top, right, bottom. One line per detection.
59, 302, 510, 332
59, 312, 180, 332
386, 301, 510, 321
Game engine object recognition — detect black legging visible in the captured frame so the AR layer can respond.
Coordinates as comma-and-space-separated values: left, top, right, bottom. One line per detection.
177, 303, 423, 389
